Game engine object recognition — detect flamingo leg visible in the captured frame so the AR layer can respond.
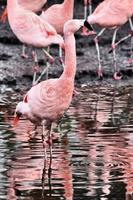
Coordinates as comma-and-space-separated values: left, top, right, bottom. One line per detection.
28, 125, 38, 138
59, 46, 64, 67
34, 47, 54, 84
43, 47, 54, 80
94, 28, 106, 78
112, 28, 122, 80
42, 47, 54, 65
32, 50, 39, 85
42, 121, 51, 159
84, 4, 88, 20
129, 18, 133, 62
34, 62, 50, 84
42, 123, 47, 159
88, 0, 92, 15
109, 34, 132, 52
48, 123, 53, 159
82, 1, 88, 35
109, 18, 133, 63
21, 44, 28, 59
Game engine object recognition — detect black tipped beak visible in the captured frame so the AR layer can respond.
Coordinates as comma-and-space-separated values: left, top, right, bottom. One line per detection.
13, 111, 22, 127
84, 20, 94, 31
108, 48, 113, 54
16, 111, 22, 118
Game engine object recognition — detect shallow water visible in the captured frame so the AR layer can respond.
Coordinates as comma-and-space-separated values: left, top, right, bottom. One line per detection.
0, 84, 133, 200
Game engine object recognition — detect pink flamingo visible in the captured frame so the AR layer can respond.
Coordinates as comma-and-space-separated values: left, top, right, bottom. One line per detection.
7, 0, 64, 85
40, 0, 74, 66
1, 0, 47, 58
13, 19, 87, 157
40, 0, 74, 35
85, 0, 133, 79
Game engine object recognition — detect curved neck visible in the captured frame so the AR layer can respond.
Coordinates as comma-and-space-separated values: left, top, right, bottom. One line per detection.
61, 33, 76, 81
63, 0, 74, 15
7, 0, 19, 11
7, 0, 18, 8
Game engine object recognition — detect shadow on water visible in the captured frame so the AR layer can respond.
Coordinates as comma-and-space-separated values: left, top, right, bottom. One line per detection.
0, 83, 133, 200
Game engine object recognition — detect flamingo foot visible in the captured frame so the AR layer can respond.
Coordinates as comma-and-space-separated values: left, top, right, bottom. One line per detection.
58, 57, 64, 66
113, 72, 122, 80
33, 64, 40, 73
21, 52, 28, 59
51, 132, 60, 142
42, 137, 47, 148
28, 130, 38, 138
48, 57, 55, 65
97, 68, 103, 79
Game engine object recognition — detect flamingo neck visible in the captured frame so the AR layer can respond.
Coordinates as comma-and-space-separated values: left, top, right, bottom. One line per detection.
62, 33, 76, 81
63, 0, 74, 17
7, 0, 19, 12
7, 0, 18, 9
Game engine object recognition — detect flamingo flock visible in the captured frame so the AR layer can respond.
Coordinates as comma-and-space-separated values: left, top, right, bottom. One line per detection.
0, 0, 132, 157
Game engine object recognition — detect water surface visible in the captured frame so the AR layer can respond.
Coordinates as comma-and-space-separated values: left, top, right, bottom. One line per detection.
0, 83, 133, 200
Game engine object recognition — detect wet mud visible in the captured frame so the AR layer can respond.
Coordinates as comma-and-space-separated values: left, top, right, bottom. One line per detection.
0, 0, 133, 91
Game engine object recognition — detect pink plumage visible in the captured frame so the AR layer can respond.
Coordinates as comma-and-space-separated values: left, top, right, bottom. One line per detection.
40, 0, 74, 35
13, 19, 85, 134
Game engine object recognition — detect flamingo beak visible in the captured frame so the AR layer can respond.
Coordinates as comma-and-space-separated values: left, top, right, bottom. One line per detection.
84, 20, 94, 31
13, 112, 22, 127
0, 7, 8, 23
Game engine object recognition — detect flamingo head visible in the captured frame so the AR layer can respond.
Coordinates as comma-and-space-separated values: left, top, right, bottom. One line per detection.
64, 19, 93, 35
13, 101, 30, 126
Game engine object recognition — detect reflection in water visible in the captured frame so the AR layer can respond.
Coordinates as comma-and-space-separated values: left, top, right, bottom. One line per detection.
0, 84, 133, 199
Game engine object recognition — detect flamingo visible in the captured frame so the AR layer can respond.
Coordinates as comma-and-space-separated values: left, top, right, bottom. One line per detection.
1, 0, 47, 58
13, 19, 88, 157
40, 0, 74, 68
40, 0, 74, 35
85, 0, 133, 79
7, 0, 64, 85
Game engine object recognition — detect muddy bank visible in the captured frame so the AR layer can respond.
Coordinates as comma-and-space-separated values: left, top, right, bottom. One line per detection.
0, 1, 133, 91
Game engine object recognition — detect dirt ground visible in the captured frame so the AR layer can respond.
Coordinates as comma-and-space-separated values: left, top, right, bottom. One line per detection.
0, 0, 133, 92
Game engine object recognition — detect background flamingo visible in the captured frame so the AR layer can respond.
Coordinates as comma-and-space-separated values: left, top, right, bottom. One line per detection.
40, 0, 74, 68
85, 0, 133, 79
1, 0, 47, 58
7, 0, 64, 85
1, 0, 47, 22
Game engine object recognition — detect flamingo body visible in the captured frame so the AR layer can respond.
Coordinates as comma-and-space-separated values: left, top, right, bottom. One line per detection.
1, 0, 47, 23
40, 0, 74, 35
87, 0, 133, 28
7, 0, 64, 48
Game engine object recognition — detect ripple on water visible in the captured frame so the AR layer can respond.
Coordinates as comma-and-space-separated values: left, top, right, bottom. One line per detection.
0, 85, 133, 199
